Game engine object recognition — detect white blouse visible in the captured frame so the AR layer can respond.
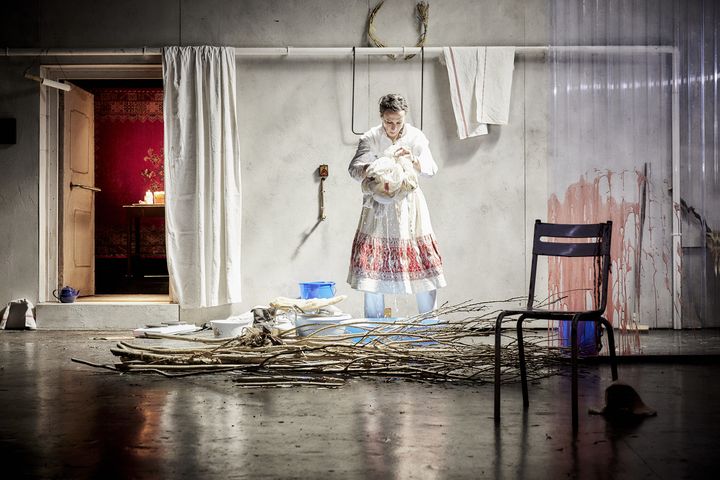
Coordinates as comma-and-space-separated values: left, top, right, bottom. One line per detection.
348, 123, 438, 183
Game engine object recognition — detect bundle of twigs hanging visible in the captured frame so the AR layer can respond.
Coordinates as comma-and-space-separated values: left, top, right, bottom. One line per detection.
73, 300, 569, 388
368, 1, 429, 60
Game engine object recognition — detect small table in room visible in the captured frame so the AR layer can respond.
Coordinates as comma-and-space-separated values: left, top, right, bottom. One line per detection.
123, 204, 165, 277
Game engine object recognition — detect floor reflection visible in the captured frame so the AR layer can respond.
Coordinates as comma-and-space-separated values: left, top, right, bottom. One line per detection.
1, 331, 718, 479
32, 361, 170, 477
357, 386, 451, 479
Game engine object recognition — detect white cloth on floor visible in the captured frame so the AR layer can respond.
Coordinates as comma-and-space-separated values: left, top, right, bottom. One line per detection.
443, 46, 516, 139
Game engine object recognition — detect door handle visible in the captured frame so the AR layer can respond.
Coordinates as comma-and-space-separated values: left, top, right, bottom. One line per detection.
70, 183, 102, 192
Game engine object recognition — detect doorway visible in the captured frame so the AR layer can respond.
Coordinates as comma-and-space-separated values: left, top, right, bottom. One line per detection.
39, 64, 170, 302
70, 79, 168, 295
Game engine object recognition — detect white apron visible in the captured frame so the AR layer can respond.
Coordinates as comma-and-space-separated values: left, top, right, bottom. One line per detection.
347, 124, 446, 294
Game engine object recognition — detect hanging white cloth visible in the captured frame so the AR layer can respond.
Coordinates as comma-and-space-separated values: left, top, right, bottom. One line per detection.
162, 46, 242, 308
443, 46, 516, 139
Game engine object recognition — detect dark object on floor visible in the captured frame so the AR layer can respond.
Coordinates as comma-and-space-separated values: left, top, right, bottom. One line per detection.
589, 380, 657, 417
494, 220, 618, 433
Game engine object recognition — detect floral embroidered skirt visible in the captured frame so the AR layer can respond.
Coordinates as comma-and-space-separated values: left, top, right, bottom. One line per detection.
347, 189, 446, 294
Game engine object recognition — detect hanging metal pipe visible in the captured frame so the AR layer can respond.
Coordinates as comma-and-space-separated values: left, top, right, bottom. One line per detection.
2, 45, 675, 58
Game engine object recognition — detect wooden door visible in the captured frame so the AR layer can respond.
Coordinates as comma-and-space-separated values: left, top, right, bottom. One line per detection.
60, 84, 97, 296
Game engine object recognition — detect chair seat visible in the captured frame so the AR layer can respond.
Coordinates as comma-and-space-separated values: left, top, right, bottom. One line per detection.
498, 308, 604, 320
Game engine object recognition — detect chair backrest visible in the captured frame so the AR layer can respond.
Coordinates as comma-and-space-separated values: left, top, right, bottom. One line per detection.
527, 219, 613, 313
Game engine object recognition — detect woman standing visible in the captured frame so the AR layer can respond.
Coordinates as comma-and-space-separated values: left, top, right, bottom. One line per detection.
348, 93, 446, 318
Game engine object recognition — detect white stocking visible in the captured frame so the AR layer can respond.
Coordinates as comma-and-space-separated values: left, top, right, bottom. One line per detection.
364, 292, 385, 318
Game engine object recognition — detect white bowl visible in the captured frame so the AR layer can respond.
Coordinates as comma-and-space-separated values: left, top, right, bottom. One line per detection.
294, 313, 352, 337
209, 317, 253, 338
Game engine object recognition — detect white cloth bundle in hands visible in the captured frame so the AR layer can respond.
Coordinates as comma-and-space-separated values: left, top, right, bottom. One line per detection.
362, 145, 419, 204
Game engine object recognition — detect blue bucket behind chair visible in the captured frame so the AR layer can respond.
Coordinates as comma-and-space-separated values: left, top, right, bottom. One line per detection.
298, 281, 336, 299
560, 321, 599, 356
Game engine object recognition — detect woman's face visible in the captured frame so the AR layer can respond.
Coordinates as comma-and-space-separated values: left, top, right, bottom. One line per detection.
381, 110, 406, 140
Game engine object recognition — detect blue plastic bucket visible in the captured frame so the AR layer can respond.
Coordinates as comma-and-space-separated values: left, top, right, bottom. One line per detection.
298, 281, 336, 299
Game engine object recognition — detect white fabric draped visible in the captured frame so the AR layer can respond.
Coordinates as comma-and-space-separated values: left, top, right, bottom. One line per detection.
162, 46, 242, 308
442, 47, 515, 139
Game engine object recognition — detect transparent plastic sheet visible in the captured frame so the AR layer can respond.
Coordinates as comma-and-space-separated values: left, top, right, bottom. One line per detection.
678, 0, 720, 328
548, 0, 679, 353
548, 0, 720, 337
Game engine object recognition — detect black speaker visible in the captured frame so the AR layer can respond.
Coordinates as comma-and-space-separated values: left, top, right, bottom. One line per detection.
0, 118, 16, 144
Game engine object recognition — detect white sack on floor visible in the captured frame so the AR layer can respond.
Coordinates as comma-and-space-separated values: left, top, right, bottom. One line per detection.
0, 298, 37, 330
443, 46, 515, 139
163, 46, 242, 308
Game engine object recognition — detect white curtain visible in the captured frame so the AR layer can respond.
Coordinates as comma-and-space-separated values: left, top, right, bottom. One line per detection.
162, 46, 242, 308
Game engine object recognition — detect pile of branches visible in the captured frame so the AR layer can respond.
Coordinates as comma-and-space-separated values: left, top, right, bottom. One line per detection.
74, 300, 568, 387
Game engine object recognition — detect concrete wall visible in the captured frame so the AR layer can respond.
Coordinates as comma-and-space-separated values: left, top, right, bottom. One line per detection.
0, 59, 40, 304
0, 0, 549, 319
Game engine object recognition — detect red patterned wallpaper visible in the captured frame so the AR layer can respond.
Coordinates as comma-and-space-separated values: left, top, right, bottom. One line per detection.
94, 88, 165, 258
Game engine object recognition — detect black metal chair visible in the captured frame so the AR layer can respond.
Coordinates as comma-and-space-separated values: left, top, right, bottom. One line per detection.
493, 220, 618, 432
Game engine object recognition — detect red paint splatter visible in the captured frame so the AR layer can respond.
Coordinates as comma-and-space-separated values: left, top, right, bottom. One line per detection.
548, 171, 644, 354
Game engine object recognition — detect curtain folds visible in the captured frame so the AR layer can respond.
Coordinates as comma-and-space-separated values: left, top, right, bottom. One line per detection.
162, 46, 242, 308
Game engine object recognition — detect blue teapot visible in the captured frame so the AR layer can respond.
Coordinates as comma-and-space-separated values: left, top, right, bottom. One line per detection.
53, 286, 80, 303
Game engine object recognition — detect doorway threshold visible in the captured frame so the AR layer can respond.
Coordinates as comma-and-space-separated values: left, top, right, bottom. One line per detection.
76, 294, 173, 304
36, 295, 179, 330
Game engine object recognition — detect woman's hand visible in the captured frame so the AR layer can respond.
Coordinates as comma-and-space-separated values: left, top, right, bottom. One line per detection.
394, 148, 420, 171
393, 147, 411, 158
411, 156, 420, 171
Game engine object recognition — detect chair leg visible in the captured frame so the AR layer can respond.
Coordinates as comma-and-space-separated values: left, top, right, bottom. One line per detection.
516, 314, 529, 408
599, 317, 619, 381
571, 314, 580, 434
494, 312, 508, 421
